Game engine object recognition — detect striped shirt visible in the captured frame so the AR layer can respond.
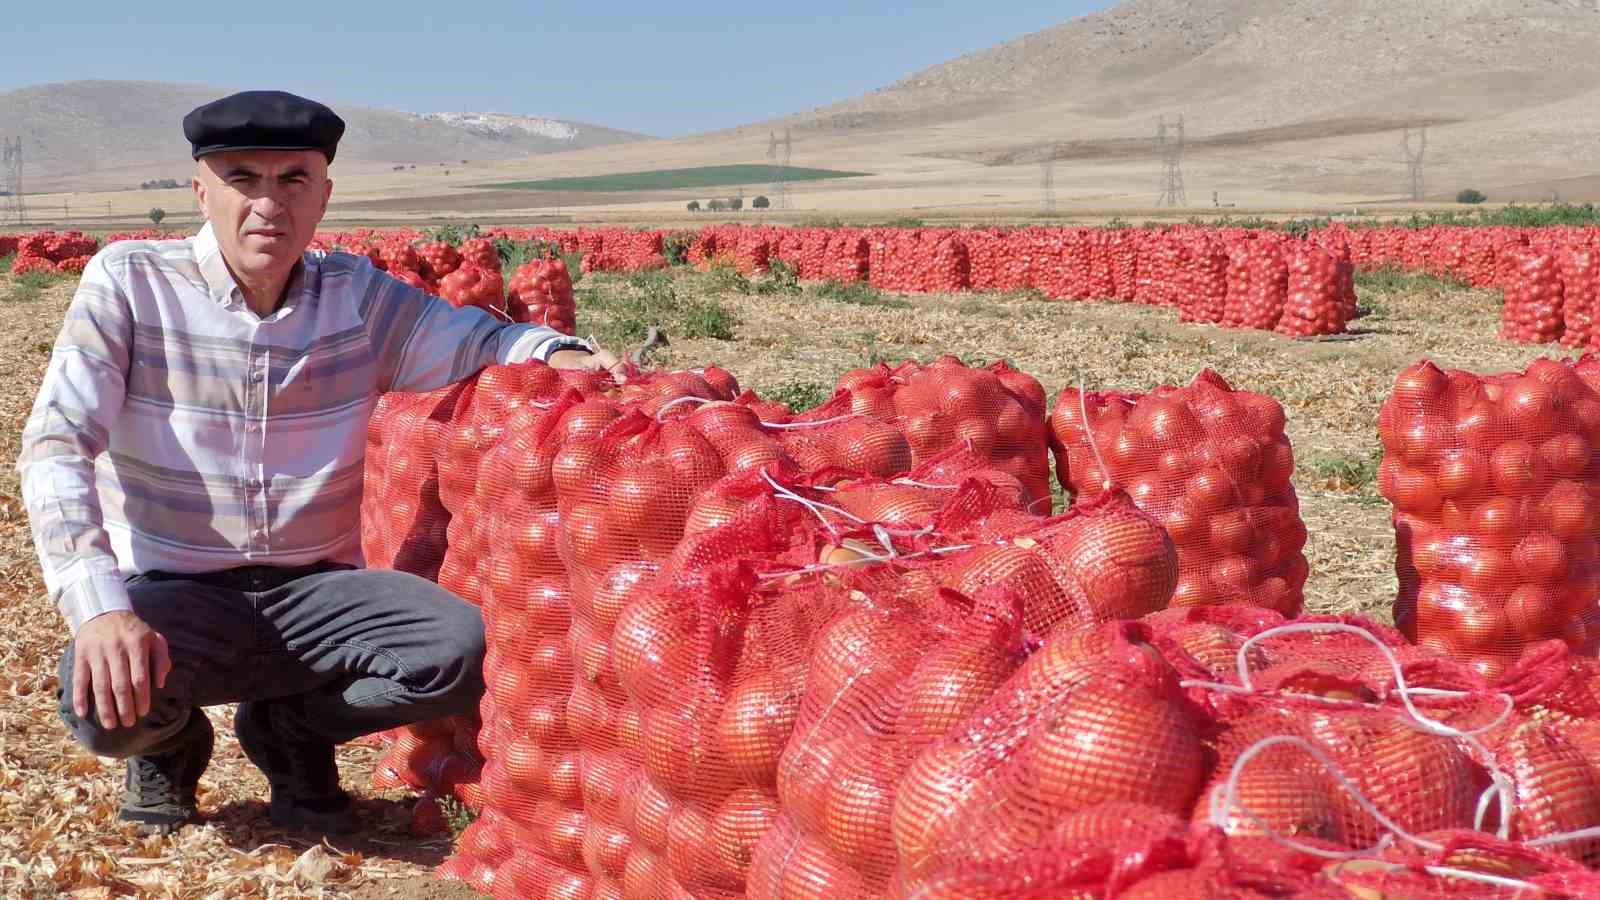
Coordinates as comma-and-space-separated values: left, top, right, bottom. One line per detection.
18, 223, 581, 634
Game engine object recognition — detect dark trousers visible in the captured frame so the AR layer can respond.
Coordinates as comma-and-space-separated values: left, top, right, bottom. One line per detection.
56, 562, 486, 759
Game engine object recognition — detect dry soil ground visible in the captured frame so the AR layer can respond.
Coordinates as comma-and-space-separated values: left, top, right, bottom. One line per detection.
0, 257, 1571, 898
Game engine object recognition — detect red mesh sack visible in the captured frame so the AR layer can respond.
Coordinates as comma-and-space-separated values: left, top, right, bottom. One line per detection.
439, 264, 506, 315
1319, 830, 1600, 899
822, 230, 871, 283
828, 357, 1052, 509
11, 253, 57, 275
827, 445, 1033, 530
1177, 242, 1230, 324
459, 237, 501, 271
772, 394, 914, 481
581, 487, 828, 898
18, 229, 98, 262
360, 382, 472, 580
54, 255, 91, 275
1222, 239, 1287, 331
1379, 357, 1600, 679
1145, 609, 1441, 720
1481, 720, 1600, 866
1193, 702, 1482, 853
1495, 640, 1600, 720
503, 402, 818, 897
463, 390, 632, 896
1559, 246, 1599, 351
1274, 245, 1352, 338
747, 581, 1030, 897
1050, 369, 1308, 615
929, 490, 1178, 637
610, 368, 740, 415
507, 255, 577, 334
417, 240, 462, 280
387, 266, 433, 292
887, 620, 1209, 886
360, 381, 481, 805
369, 714, 482, 798
1499, 249, 1565, 344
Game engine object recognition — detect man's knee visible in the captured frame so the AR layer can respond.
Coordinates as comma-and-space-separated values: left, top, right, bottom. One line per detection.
357, 568, 485, 683
56, 647, 186, 758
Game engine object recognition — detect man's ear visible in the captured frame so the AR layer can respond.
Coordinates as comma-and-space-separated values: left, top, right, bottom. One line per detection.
320, 177, 333, 219
192, 169, 208, 221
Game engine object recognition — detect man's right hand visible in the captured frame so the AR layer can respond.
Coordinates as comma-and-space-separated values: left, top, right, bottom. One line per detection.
72, 610, 172, 730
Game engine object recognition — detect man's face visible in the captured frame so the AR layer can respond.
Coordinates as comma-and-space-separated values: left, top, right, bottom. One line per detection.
192, 149, 332, 282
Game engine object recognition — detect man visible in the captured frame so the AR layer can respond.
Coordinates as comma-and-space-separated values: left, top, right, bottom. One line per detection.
17, 90, 617, 836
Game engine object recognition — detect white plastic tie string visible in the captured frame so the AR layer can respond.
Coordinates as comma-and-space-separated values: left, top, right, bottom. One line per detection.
1075, 375, 1116, 495
1185, 621, 1515, 842
653, 395, 715, 420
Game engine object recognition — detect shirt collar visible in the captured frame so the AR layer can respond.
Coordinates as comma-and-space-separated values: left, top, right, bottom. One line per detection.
193, 220, 312, 313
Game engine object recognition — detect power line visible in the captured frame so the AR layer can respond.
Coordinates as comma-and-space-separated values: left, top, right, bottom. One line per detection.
767, 127, 793, 210
1041, 153, 1056, 214
1401, 127, 1427, 202
1156, 114, 1187, 207
1, 136, 27, 227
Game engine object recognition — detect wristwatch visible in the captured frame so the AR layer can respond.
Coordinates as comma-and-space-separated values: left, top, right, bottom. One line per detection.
541, 336, 594, 360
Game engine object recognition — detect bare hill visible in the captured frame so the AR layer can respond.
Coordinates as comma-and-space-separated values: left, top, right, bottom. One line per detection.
0, 80, 651, 191
782, 0, 1600, 139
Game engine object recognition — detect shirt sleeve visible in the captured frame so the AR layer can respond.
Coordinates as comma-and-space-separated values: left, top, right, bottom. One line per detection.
358, 262, 586, 394
17, 251, 135, 635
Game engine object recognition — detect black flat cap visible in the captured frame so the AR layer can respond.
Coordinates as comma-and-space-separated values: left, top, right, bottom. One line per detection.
183, 90, 346, 162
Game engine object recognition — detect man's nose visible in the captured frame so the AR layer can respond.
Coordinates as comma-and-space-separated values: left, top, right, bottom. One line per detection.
252, 194, 284, 217
252, 194, 284, 219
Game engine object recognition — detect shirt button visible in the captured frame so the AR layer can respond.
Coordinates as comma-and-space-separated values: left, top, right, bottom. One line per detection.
252, 370, 265, 383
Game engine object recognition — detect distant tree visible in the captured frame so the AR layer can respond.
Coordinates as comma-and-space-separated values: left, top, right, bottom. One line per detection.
1457, 189, 1487, 205
687, 200, 701, 212
729, 197, 744, 211
148, 207, 166, 225
752, 195, 770, 209
708, 199, 726, 212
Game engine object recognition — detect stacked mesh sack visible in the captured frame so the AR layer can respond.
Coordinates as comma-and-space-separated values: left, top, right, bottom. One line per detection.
438, 385, 1183, 895
789, 356, 1051, 512
507, 253, 578, 335
361, 365, 612, 825
436, 379, 988, 892
1049, 369, 1309, 616
1380, 357, 1600, 680
1146, 604, 1600, 895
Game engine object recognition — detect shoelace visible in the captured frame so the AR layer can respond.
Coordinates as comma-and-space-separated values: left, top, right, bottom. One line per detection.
128, 757, 180, 802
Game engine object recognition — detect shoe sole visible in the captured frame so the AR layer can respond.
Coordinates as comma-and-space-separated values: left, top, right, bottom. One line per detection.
120, 807, 199, 836
269, 802, 357, 834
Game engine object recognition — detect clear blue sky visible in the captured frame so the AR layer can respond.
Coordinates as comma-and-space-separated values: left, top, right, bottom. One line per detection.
3, 1, 1114, 137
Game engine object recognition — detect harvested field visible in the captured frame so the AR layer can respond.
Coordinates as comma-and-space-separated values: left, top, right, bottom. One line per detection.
0, 258, 1571, 896
477, 164, 870, 193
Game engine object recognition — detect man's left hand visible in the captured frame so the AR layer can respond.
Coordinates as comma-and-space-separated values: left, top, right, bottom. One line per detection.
548, 343, 626, 379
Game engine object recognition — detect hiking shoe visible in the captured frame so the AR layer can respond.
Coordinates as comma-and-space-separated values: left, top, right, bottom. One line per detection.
119, 711, 214, 836
234, 700, 355, 834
